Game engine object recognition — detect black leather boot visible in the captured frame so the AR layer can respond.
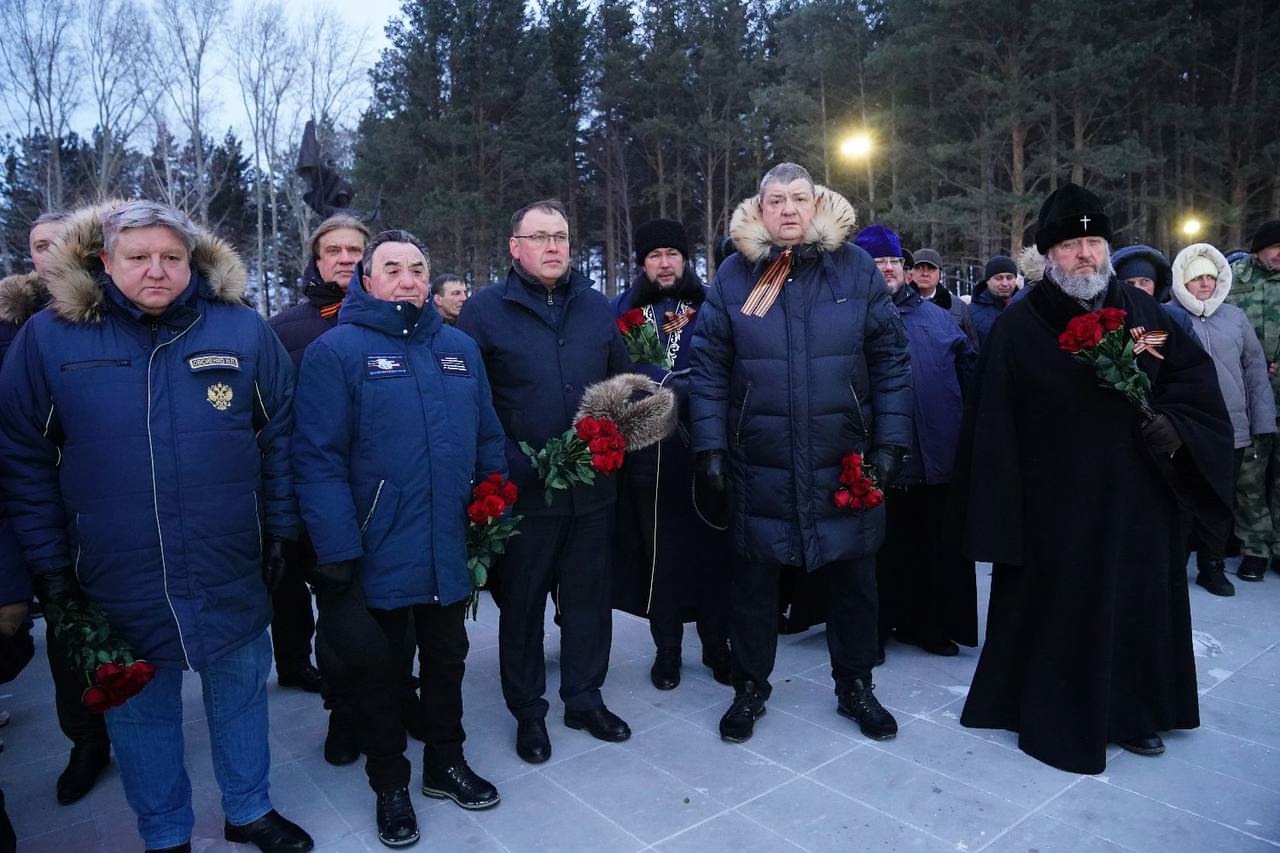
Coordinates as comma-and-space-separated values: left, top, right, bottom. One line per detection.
56, 740, 110, 805
422, 760, 500, 809
223, 809, 314, 852
837, 679, 898, 740
719, 684, 766, 743
650, 648, 681, 690
375, 787, 419, 848
1196, 558, 1235, 597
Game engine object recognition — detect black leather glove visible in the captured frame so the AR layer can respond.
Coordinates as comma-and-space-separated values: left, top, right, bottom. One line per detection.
696, 450, 726, 494
309, 560, 356, 597
1141, 413, 1182, 455
31, 567, 81, 609
871, 445, 908, 487
262, 537, 292, 593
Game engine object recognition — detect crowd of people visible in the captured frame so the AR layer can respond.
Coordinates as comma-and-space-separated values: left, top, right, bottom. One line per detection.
0, 160, 1275, 852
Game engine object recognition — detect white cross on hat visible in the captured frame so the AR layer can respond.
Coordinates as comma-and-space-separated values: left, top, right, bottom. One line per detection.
1080, 215, 1091, 229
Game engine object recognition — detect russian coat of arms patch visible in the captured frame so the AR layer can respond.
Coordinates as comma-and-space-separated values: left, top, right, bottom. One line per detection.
207, 382, 234, 411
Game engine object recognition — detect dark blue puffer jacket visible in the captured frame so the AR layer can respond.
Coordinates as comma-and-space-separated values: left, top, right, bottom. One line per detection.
969, 283, 1009, 347
0, 204, 299, 671
891, 285, 975, 485
689, 187, 913, 570
269, 261, 345, 369
293, 271, 507, 609
456, 266, 633, 517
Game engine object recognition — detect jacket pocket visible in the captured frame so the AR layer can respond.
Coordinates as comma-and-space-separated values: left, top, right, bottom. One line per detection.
60, 359, 131, 372
734, 382, 754, 447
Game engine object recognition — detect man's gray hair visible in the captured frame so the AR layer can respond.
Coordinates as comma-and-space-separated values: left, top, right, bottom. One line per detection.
361, 229, 431, 272
102, 201, 200, 255
758, 162, 815, 198
32, 211, 68, 228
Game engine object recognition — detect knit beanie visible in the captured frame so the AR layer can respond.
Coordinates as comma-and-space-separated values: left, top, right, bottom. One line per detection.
634, 219, 690, 266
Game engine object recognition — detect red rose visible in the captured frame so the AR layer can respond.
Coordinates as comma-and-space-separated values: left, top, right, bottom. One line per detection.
841, 452, 862, 471
119, 661, 156, 695
588, 437, 610, 453
865, 490, 884, 508
95, 662, 126, 688
473, 480, 499, 498
486, 472, 503, 484
833, 489, 852, 509
615, 318, 629, 334
848, 494, 865, 510
483, 495, 506, 518
83, 686, 111, 714
1058, 312, 1103, 353
575, 418, 598, 441
500, 481, 518, 503
838, 468, 857, 486
1097, 307, 1126, 333
621, 308, 645, 329
591, 453, 609, 471
467, 501, 489, 524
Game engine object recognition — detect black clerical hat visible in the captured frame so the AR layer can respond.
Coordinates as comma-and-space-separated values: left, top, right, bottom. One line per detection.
1034, 183, 1112, 253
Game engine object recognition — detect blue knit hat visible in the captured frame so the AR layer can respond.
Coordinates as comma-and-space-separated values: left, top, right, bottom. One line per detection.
853, 224, 903, 259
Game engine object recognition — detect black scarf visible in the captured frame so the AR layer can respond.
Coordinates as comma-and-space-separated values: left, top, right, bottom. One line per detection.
627, 266, 706, 308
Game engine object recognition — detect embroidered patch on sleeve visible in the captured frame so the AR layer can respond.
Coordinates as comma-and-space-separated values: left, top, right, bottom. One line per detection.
188, 352, 241, 372
366, 355, 411, 379
437, 353, 471, 377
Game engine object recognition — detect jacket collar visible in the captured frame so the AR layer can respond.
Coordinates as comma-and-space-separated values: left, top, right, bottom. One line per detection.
0, 270, 48, 326
1170, 243, 1232, 318
502, 265, 594, 311
1028, 273, 1121, 332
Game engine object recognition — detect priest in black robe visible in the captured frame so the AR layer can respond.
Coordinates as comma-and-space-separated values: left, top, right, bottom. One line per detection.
954, 184, 1234, 775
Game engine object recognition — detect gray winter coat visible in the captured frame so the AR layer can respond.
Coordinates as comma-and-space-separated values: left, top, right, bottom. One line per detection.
1168, 243, 1276, 448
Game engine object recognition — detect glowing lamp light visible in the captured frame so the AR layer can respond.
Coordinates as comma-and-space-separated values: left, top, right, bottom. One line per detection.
840, 133, 873, 160
1181, 217, 1203, 237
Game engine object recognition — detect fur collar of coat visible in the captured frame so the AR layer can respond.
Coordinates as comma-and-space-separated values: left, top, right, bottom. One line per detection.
728, 185, 857, 264
1171, 243, 1232, 318
43, 201, 247, 324
0, 270, 47, 326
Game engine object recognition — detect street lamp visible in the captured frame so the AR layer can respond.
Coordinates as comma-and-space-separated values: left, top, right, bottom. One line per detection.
1181, 217, 1203, 238
840, 133, 873, 160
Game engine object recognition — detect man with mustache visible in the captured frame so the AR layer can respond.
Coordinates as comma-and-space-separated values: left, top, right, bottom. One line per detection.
954, 184, 1234, 774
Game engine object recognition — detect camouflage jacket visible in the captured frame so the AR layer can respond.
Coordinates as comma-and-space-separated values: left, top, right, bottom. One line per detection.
1228, 256, 1280, 403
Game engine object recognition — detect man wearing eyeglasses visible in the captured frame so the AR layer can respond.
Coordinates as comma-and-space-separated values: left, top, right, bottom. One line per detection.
456, 200, 634, 765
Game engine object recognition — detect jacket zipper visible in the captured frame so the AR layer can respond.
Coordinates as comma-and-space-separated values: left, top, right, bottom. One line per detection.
147, 316, 200, 670
362, 480, 386, 533
735, 382, 753, 446
253, 490, 262, 556
61, 359, 130, 371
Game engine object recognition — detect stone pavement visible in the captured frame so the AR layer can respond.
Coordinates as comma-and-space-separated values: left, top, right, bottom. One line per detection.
3, 559, 1278, 852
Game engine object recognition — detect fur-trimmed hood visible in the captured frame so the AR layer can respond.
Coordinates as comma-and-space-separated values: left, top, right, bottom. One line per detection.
1017, 245, 1046, 283
1171, 243, 1232, 318
42, 201, 247, 324
729, 185, 857, 264
0, 270, 48, 326
576, 373, 677, 452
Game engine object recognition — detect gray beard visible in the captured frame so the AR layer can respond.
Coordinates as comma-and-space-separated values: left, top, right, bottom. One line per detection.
1048, 258, 1111, 301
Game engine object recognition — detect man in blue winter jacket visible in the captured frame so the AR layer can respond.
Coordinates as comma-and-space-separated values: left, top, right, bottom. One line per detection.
456, 200, 635, 766
293, 230, 508, 848
0, 200, 312, 853
689, 163, 914, 744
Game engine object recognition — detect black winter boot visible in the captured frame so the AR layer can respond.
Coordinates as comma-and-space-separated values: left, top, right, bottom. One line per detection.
1195, 558, 1235, 597
1238, 555, 1267, 582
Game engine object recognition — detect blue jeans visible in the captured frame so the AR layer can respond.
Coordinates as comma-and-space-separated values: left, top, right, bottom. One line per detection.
104, 630, 273, 849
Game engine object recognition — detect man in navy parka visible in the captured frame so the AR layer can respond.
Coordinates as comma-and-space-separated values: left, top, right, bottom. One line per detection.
292, 230, 507, 848
0, 200, 312, 853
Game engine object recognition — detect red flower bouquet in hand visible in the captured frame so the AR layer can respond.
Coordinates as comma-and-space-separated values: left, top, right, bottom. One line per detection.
615, 307, 672, 368
520, 374, 678, 505
465, 473, 523, 618
46, 599, 157, 713
832, 451, 885, 511
1058, 308, 1163, 419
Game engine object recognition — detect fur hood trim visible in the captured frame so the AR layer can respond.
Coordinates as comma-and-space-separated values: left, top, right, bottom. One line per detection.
576, 373, 677, 452
729, 185, 856, 264
43, 201, 247, 323
1017, 245, 1046, 283
1171, 243, 1232, 318
0, 271, 47, 326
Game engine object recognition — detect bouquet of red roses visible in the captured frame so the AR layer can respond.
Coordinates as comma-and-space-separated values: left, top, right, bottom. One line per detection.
616, 308, 672, 368
520, 416, 626, 506
832, 451, 884, 511
47, 599, 156, 713
521, 374, 678, 505
465, 473, 523, 619
1058, 307, 1162, 420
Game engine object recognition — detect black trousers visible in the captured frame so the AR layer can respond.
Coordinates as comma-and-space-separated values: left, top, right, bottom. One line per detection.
730, 556, 878, 699
1189, 448, 1245, 561
498, 508, 612, 721
316, 582, 468, 792
46, 620, 109, 748
649, 604, 729, 654
270, 539, 317, 674
878, 484, 951, 642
